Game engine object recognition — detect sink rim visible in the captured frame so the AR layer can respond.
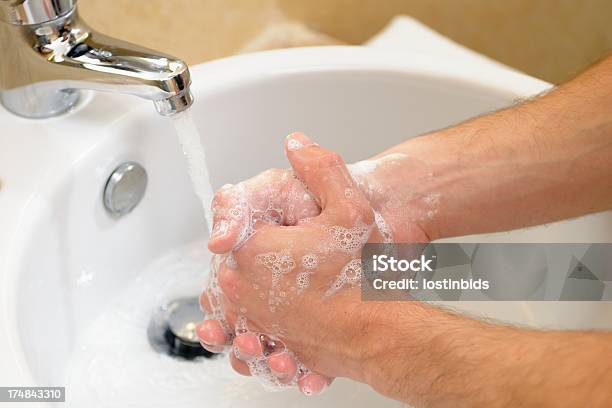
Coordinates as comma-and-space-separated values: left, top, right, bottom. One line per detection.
0, 45, 551, 391
192, 46, 550, 98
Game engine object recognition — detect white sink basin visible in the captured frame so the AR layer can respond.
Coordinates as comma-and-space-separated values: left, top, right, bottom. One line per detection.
2, 46, 612, 407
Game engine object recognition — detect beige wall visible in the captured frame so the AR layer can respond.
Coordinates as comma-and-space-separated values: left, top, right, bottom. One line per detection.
80, 0, 612, 84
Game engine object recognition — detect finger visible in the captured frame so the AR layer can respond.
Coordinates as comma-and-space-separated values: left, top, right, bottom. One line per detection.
209, 170, 294, 253
285, 132, 372, 226
199, 291, 211, 314
208, 220, 239, 254
267, 351, 297, 384
232, 222, 322, 266
195, 319, 228, 346
230, 351, 252, 376
200, 342, 225, 354
298, 372, 333, 396
199, 286, 237, 337
234, 332, 264, 360
218, 264, 241, 303
208, 186, 243, 254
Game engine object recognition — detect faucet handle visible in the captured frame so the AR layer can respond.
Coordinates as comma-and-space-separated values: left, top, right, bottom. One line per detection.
0, 0, 76, 25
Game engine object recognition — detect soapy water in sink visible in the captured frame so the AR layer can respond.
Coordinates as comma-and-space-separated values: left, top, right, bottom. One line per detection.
64, 240, 399, 408
173, 111, 215, 233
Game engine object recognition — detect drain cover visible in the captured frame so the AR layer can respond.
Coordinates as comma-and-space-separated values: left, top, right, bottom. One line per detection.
148, 297, 218, 360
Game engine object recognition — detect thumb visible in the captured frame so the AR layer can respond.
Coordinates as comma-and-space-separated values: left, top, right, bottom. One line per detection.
284, 132, 372, 224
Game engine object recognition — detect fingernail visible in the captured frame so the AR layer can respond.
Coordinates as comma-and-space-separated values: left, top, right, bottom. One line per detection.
210, 219, 228, 240
271, 369, 288, 379
286, 132, 314, 151
298, 373, 329, 396
196, 321, 227, 346
232, 343, 252, 362
235, 333, 263, 359
200, 341, 224, 354
270, 363, 289, 379
268, 352, 297, 382
269, 352, 290, 368
272, 371, 291, 384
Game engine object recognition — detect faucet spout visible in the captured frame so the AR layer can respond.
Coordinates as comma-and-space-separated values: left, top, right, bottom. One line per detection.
0, 1, 193, 118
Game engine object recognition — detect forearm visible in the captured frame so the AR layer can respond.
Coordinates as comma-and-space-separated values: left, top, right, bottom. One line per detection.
356, 302, 612, 407
371, 55, 612, 240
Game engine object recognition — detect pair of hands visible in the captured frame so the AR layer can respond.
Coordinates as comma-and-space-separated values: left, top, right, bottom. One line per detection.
196, 132, 426, 394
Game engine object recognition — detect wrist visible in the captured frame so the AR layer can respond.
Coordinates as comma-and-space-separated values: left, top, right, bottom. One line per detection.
285, 291, 377, 381
349, 147, 447, 242
361, 116, 534, 241
351, 301, 434, 399
352, 300, 516, 407
332, 299, 391, 384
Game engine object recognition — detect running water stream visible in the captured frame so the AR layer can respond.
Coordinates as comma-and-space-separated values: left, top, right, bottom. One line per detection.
172, 110, 215, 233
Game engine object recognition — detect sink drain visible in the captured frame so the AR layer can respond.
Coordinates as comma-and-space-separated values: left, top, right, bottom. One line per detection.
148, 296, 218, 360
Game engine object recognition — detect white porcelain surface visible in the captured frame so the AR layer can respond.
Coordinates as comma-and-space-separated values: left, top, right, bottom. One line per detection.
1, 46, 611, 407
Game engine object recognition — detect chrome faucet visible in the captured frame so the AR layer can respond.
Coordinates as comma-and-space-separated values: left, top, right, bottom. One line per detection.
0, 0, 193, 118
